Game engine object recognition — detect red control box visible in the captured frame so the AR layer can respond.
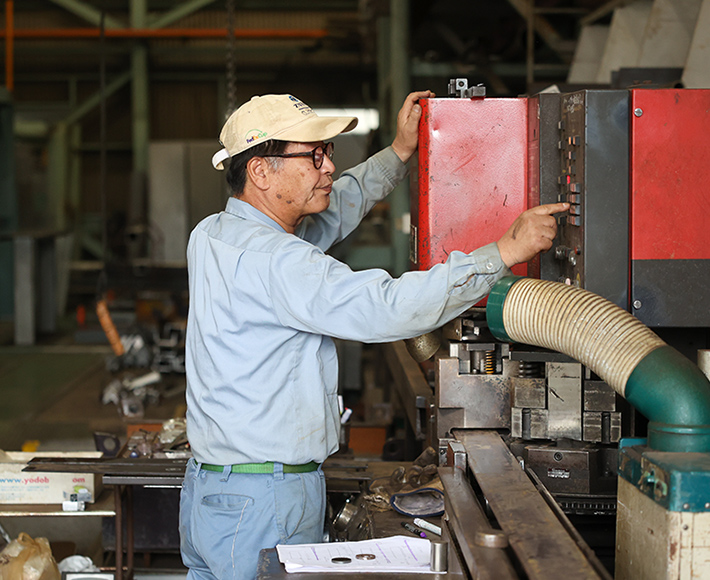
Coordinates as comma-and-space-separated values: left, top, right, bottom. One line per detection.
412, 97, 530, 285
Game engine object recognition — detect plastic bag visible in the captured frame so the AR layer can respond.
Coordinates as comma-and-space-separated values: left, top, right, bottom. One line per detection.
0, 533, 60, 580
57, 555, 100, 573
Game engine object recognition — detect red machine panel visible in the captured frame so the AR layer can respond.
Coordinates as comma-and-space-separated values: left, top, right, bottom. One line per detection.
630, 89, 710, 326
630, 89, 710, 261
412, 97, 529, 279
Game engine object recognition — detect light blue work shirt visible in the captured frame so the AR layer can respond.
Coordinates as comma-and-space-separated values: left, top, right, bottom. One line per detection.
185, 146, 510, 466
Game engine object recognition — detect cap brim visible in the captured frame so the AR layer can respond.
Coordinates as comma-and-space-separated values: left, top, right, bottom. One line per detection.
274, 115, 358, 144
212, 114, 358, 170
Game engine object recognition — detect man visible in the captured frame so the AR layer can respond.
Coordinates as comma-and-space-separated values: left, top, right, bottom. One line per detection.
180, 90, 568, 579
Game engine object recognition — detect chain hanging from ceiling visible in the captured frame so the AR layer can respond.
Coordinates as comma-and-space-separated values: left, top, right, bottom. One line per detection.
226, 0, 237, 117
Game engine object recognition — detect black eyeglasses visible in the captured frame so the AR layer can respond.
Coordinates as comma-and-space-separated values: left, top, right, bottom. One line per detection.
262, 142, 335, 169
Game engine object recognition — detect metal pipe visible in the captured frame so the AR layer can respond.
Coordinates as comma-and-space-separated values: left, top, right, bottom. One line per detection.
5, 0, 13, 92
487, 276, 710, 452
0, 27, 328, 39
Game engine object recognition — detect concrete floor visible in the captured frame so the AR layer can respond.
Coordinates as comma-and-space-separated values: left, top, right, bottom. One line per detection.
0, 333, 186, 452
0, 320, 188, 574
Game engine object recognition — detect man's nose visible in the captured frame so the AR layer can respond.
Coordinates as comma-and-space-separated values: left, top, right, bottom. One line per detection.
321, 154, 335, 174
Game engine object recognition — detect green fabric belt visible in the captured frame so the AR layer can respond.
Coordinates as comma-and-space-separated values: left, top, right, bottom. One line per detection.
201, 461, 319, 474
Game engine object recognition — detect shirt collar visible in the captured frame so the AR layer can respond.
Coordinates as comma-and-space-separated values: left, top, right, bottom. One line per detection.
225, 197, 287, 233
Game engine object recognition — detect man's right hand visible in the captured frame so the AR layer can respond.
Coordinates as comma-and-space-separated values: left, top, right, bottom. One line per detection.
496, 203, 570, 268
391, 90, 434, 164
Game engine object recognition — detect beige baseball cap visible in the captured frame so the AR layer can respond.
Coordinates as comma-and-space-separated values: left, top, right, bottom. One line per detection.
212, 94, 358, 170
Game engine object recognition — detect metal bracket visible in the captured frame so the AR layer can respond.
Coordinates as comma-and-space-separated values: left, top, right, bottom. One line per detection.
448, 78, 486, 98
446, 440, 468, 470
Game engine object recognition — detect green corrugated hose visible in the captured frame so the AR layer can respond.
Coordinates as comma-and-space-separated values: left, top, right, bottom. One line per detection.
486, 276, 710, 452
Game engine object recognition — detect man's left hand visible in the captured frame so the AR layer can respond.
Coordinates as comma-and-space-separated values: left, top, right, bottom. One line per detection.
392, 90, 434, 163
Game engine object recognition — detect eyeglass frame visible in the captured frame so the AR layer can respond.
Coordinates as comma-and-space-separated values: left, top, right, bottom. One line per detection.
261, 142, 335, 170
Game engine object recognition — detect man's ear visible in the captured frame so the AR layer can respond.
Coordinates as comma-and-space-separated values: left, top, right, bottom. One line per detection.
246, 156, 270, 191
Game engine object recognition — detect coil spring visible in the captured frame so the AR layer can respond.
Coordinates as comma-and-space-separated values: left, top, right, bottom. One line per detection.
518, 361, 543, 378
484, 350, 495, 374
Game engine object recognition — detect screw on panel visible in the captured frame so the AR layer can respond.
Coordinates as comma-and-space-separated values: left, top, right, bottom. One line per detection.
634, 108, 643, 117
683, 503, 690, 510
705, 502, 710, 509
633, 300, 642, 310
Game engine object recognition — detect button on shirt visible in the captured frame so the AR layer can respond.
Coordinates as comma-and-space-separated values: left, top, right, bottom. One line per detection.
185, 147, 511, 466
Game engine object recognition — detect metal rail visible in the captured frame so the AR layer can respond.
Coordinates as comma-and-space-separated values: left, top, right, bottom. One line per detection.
451, 430, 605, 579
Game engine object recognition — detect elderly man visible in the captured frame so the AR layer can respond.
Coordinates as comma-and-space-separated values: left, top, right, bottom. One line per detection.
180, 90, 568, 579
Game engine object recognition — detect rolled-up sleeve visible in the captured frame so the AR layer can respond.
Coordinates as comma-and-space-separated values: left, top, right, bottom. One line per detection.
269, 239, 510, 342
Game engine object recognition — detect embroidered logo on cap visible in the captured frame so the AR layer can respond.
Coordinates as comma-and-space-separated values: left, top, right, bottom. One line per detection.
245, 129, 267, 144
288, 95, 314, 116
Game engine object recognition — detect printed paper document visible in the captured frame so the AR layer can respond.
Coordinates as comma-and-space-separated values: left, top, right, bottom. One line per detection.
276, 535, 439, 573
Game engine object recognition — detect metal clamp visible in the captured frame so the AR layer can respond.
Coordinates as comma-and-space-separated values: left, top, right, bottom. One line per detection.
448, 78, 486, 98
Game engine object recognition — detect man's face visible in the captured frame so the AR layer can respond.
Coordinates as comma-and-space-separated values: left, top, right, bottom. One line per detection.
268, 141, 335, 227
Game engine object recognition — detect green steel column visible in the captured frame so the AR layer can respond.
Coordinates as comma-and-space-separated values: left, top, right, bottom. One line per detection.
131, 46, 149, 176
69, 124, 82, 258
377, 16, 391, 143
389, 0, 410, 276
0, 89, 16, 319
375, 16, 394, 272
47, 121, 68, 231
131, 0, 150, 227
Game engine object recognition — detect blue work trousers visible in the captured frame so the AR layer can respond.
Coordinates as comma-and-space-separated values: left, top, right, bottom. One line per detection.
179, 458, 326, 580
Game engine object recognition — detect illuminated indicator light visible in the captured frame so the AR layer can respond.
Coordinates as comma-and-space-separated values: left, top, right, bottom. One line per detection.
566, 175, 571, 184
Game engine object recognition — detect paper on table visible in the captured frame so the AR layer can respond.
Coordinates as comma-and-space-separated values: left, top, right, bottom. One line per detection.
276, 535, 440, 573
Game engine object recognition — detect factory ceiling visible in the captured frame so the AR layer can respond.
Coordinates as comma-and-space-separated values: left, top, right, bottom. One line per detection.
2, 0, 618, 102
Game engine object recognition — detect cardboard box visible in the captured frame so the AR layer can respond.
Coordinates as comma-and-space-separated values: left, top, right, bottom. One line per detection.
0, 451, 102, 505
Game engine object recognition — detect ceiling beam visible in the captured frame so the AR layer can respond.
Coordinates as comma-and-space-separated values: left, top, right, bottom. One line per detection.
506, 0, 572, 63
580, 0, 638, 27
0, 28, 328, 39
64, 71, 131, 125
47, 0, 123, 29
148, 0, 219, 30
